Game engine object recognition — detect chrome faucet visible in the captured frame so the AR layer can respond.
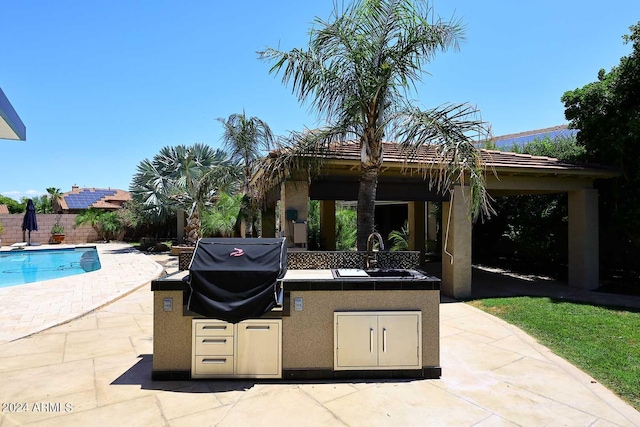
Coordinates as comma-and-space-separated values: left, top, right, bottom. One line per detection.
366, 232, 385, 269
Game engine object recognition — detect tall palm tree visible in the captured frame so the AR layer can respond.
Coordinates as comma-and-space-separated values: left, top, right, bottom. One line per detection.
46, 187, 63, 213
217, 112, 274, 237
259, 0, 491, 250
130, 144, 241, 243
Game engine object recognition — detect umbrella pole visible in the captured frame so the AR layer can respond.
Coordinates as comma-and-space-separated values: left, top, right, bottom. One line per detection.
28, 230, 31, 246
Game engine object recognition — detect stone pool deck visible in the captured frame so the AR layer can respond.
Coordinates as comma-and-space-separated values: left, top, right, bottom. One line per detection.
0, 244, 163, 343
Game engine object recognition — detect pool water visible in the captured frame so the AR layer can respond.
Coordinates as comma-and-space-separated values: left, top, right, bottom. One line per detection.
0, 247, 101, 288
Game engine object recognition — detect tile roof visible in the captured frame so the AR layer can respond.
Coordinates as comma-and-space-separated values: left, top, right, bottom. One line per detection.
309, 140, 615, 176
0, 204, 9, 214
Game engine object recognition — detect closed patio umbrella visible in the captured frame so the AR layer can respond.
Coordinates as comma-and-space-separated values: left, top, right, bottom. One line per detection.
22, 199, 38, 246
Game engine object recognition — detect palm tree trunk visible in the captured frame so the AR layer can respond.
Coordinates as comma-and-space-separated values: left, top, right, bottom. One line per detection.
357, 167, 379, 250
185, 210, 201, 244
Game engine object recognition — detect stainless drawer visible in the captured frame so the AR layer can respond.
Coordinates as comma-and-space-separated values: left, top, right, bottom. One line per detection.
194, 321, 233, 337
194, 355, 235, 376
194, 336, 234, 356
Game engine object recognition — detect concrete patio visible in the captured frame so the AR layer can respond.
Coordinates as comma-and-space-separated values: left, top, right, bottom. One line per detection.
0, 245, 639, 426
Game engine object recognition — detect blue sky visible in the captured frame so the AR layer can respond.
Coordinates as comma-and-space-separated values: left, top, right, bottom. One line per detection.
1, 0, 638, 201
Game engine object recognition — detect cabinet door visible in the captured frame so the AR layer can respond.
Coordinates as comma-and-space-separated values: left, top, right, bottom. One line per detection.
335, 314, 378, 369
377, 313, 421, 368
235, 320, 282, 377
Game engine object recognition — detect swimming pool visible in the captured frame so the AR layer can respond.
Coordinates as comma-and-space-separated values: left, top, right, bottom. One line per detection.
0, 247, 101, 288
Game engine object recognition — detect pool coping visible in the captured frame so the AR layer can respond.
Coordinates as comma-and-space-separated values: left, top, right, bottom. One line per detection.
0, 243, 164, 343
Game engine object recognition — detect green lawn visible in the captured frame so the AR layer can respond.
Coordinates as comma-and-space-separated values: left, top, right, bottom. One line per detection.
468, 297, 640, 411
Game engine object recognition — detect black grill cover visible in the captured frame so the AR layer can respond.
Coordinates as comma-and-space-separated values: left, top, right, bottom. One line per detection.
187, 238, 287, 323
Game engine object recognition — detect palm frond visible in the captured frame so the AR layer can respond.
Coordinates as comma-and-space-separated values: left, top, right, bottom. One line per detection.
394, 103, 494, 220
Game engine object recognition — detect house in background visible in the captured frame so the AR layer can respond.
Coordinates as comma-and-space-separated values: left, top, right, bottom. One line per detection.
488, 124, 577, 149
54, 185, 131, 213
0, 87, 26, 141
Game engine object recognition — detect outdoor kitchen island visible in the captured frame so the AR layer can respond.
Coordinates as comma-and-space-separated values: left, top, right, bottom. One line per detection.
151, 266, 441, 381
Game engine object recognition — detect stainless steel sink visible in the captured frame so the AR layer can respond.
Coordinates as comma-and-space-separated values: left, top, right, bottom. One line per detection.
332, 268, 426, 279
364, 269, 415, 278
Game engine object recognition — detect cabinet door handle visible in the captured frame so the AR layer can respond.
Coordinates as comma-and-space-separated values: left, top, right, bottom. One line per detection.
383, 328, 387, 353
202, 358, 227, 364
370, 328, 374, 353
246, 325, 270, 330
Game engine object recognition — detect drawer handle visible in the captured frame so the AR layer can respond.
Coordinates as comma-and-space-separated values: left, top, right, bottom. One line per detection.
202, 358, 227, 364
202, 325, 227, 330
370, 328, 374, 353
246, 325, 270, 330
202, 339, 227, 344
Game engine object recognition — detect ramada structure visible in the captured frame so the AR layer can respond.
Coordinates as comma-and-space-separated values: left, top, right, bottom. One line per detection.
255, 141, 618, 299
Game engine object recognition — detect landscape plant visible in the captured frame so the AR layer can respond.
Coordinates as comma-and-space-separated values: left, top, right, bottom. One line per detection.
335, 206, 357, 251
31, 195, 52, 214
74, 208, 124, 242
130, 144, 242, 243
306, 200, 321, 249
201, 192, 242, 238
306, 201, 358, 250
51, 214, 65, 235
258, 0, 490, 250
388, 220, 409, 251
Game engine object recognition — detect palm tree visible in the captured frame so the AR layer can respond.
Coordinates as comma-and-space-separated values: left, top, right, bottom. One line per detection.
46, 187, 63, 213
217, 112, 274, 237
259, 0, 491, 250
130, 144, 241, 243
202, 192, 242, 237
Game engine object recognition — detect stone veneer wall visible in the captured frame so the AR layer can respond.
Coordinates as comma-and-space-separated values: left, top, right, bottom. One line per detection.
0, 214, 99, 245
286, 251, 420, 270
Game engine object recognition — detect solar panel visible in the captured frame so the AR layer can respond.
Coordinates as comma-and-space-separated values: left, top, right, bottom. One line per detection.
494, 129, 578, 148
64, 189, 118, 209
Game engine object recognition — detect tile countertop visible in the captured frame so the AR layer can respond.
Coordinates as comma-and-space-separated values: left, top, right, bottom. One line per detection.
282, 268, 441, 291
283, 269, 334, 280
151, 269, 441, 292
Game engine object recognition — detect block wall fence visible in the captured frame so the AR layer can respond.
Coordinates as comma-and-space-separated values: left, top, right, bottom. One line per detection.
0, 214, 99, 246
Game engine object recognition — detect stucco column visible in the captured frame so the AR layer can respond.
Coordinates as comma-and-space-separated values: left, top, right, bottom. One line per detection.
280, 181, 309, 247
568, 189, 599, 290
261, 203, 277, 238
320, 200, 336, 250
408, 201, 426, 267
441, 186, 472, 298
